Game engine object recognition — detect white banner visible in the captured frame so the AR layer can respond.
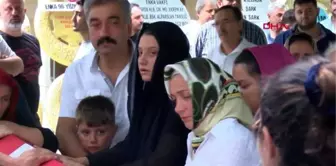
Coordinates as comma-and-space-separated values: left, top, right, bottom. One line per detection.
130, 0, 190, 27
39, 2, 76, 12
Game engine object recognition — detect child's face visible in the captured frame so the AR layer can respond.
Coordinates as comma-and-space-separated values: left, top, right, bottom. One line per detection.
77, 122, 117, 154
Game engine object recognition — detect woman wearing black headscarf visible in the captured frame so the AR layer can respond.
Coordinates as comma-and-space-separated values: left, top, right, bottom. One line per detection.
83, 21, 191, 166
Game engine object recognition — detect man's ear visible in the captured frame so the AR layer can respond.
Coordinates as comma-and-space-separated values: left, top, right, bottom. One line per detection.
24, 8, 27, 14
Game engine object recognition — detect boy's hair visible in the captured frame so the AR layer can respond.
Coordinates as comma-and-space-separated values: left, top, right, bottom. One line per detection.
76, 95, 115, 126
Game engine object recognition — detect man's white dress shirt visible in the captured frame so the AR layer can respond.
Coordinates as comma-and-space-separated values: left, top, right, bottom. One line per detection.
59, 51, 130, 147
207, 38, 256, 75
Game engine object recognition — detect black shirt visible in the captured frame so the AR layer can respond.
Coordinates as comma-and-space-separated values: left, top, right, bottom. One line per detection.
0, 32, 42, 120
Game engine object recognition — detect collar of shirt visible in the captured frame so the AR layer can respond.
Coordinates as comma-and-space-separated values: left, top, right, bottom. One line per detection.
220, 38, 250, 56
294, 23, 326, 40
90, 39, 135, 72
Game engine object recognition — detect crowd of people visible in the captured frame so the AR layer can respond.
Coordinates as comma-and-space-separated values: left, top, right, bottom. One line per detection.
0, 0, 334, 166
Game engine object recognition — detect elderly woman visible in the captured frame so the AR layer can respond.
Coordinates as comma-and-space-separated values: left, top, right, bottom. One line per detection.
164, 58, 260, 166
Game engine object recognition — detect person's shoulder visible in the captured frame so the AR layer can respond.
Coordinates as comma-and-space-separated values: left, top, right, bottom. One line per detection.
242, 38, 256, 48
243, 19, 262, 31
200, 20, 215, 31
22, 33, 38, 42
181, 20, 197, 30
67, 52, 95, 75
211, 118, 254, 141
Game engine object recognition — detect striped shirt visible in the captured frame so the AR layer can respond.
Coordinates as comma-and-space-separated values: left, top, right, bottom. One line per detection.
195, 19, 267, 57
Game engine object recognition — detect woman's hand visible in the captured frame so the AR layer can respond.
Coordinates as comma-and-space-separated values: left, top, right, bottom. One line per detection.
0, 148, 57, 166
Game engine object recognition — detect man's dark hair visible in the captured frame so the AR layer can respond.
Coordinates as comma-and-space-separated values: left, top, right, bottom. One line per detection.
83, 0, 131, 23
76, 95, 116, 126
131, 3, 140, 8
215, 5, 243, 21
282, 9, 296, 25
287, 32, 315, 50
294, 0, 317, 7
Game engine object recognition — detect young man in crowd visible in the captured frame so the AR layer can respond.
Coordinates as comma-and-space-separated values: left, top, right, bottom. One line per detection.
0, 0, 42, 124
72, 0, 95, 61
195, 0, 267, 58
274, 0, 336, 54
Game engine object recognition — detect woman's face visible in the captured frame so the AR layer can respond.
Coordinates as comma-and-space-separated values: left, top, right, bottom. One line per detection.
288, 40, 315, 60
168, 74, 193, 129
138, 34, 159, 82
233, 64, 261, 114
0, 84, 11, 118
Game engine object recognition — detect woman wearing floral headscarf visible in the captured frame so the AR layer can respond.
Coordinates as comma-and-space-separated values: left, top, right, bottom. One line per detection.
164, 58, 260, 166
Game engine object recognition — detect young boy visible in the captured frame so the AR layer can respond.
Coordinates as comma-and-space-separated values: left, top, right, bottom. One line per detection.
75, 95, 117, 154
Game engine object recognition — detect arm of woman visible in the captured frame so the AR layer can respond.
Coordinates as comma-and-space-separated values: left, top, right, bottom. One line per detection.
0, 121, 58, 152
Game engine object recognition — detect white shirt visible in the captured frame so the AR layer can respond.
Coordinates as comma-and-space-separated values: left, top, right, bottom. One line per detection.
207, 38, 255, 75
185, 118, 261, 166
59, 51, 130, 147
73, 41, 95, 62
181, 20, 202, 58
0, 35, 16, 57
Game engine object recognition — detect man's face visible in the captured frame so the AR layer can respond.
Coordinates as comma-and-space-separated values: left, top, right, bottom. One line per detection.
197, 0, 217, 24
0, 0, 26, 30
214, 9, 242, 40
331, 0, 336, 16
131, 6, 143, 33
72, 4, 87, 32
268, 7, 285, 31
294, 3, 318, 30
86, 2, 131, 55
268, 7, 285, 24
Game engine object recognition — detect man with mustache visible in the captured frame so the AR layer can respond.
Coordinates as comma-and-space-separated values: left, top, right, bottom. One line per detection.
0, 0, 41, 125
274, 0, 336, 54
56, 0, 132, 157
320, 0, 336, 33
72, 0, 95, 61
207, 5, 255, 75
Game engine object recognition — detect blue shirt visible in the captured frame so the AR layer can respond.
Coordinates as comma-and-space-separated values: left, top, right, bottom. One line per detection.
264, 30, 275, 44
